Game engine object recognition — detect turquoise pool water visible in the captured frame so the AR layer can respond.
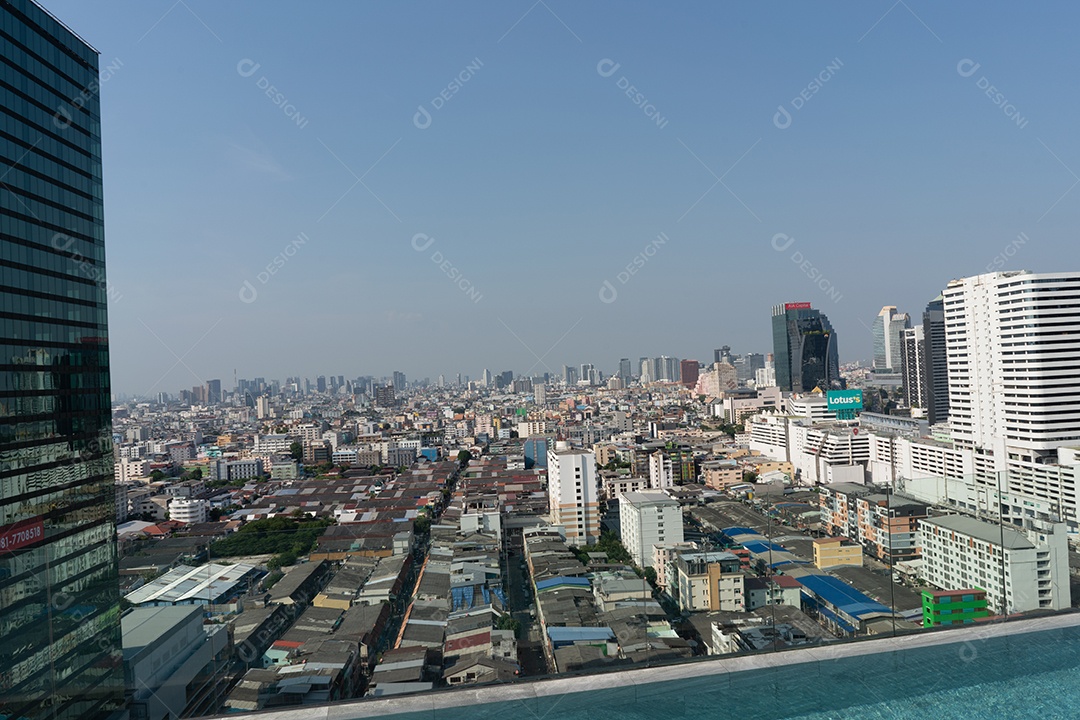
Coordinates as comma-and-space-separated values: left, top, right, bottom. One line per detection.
358, 620, 1080, 720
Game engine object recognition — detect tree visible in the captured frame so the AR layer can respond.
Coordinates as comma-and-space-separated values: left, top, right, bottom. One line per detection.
497, 615, 522, 635
457, 450, 473, 466
642, 567, 658, 587
149, 470, 166, 481
190, 467, 203, 480
209, 517, 332, 558
289, 441, 303, 461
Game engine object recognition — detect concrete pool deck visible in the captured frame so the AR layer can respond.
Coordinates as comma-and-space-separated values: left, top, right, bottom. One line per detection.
212, 611, 1080, 720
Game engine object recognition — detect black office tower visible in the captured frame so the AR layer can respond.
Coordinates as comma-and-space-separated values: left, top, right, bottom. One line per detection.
0, 2, 124, 719
922, 294, 949, 425
771, 302, 841, 392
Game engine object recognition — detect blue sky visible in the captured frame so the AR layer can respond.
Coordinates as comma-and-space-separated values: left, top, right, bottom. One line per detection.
44, 1, 1080, 395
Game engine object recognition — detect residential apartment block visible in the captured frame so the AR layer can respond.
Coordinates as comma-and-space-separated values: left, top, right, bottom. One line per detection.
619, 492, 683, 567
918, 514, 1069, 614
547, 444, 601, 545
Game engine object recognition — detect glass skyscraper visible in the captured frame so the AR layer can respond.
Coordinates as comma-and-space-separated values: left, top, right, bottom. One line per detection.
0, 2, 123, 719
771, 302, 841, 392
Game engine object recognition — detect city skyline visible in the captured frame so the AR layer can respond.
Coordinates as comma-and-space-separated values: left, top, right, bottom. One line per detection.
8, 2, 1080, 718
35, 1, 1080, 395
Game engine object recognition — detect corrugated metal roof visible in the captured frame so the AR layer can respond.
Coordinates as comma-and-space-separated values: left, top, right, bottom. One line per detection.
796, 574, 891, 619
535, 576, 591, 592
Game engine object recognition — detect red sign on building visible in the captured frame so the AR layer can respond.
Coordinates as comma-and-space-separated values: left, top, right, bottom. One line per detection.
0, 518, 44, 552
784, 302, 812, 310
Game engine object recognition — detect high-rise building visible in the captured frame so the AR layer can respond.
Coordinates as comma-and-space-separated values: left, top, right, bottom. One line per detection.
872, 306, 911, 373
392, 370, 406, 391
648, 450, 674, 489
639, 358, 653, 384
771, 303, 841, 392
0, 3, 126, 718
374, 384, 396, 407
944, 272, 1080, 473
316, 375, 327, 393
680, 360, 699, 389
662, 356, 680, 382
619, 492, 683, 567
755, 353, 777, 388
733, 352, 764, 384
922, 295, 950, 425
618, 357, 632, 381
547, 443, 601, 544
562, 365, 578, 386
481, 368, 492, 387
902, 325, 926, 411
205, 378, 222, 404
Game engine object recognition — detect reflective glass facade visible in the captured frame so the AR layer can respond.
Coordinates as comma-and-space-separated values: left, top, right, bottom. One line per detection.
0, 2, 123, 719
771, 304, 841, 392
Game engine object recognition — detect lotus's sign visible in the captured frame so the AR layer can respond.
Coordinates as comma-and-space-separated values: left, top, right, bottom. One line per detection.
827, 389, 863, 411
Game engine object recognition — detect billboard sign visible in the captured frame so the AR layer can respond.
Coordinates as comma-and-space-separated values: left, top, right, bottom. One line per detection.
0, 518, 44, 552
784, 302, 812, 311
827, 389, 863, 411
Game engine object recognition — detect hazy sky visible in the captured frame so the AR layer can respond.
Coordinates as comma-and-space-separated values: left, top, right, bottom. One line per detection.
43, 1, 1080, 396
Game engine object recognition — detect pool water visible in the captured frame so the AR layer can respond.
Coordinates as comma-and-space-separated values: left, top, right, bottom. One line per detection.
366, 620, 1080, 720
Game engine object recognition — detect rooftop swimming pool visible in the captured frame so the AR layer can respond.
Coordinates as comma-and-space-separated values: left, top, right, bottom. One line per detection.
214, 613, 1080, 720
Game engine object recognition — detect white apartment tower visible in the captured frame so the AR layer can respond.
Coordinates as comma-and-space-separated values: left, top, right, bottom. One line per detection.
944, 272, 1080, 475
620, 491, 683, 567
547, 443, 601, 544
872, 305, 911, 373
648, 449, 674, 489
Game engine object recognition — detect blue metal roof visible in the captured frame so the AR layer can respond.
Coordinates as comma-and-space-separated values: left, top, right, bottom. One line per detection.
722, 527, 757, 537
535, 576, 591, 592
742, 540, 788, 555
796, 574, 891, 619
769, 560, 809, 568
547, 626, 615, 643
